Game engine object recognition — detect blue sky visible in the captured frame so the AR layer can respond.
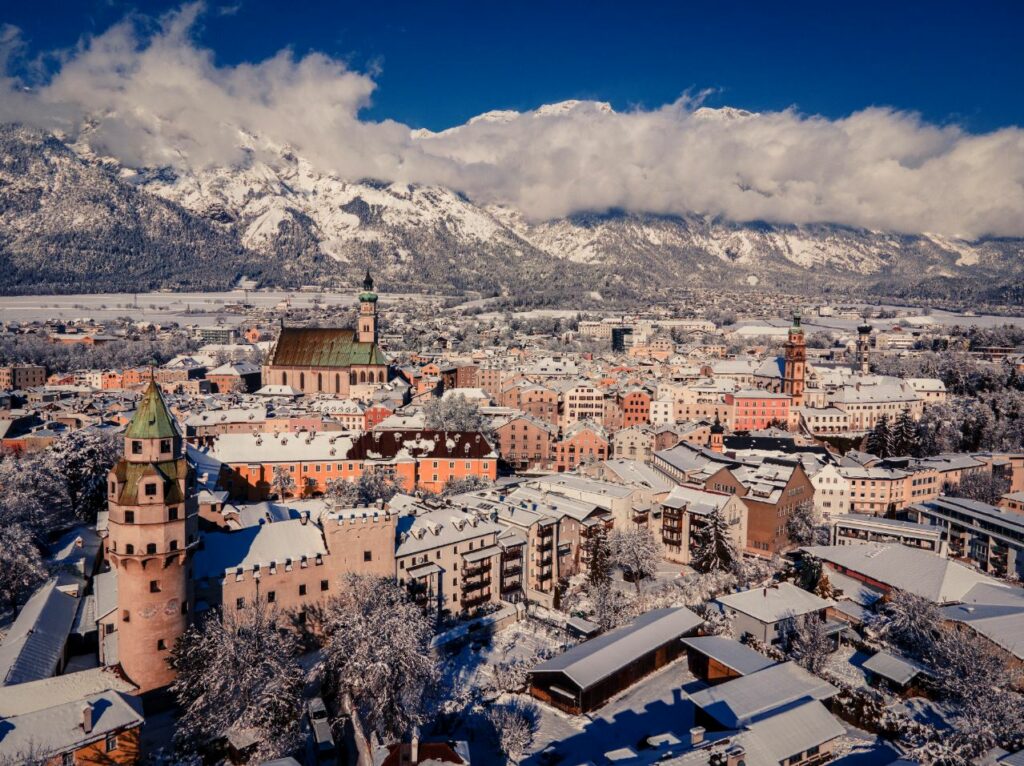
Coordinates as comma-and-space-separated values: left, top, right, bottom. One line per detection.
5, 0, 1022, 132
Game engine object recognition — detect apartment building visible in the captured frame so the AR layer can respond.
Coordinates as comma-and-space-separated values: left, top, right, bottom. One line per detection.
910, 496, 1024, 579
831, 514, 947, 555
658, 485, 747, 565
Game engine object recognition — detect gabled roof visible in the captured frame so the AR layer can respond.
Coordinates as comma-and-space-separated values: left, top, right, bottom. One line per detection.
0, 577, 80, 686
270, 327, 386, 368
125, 380, 179, 440
715, 582, 834, 624
688, 661, 838, 728
803, 543, 1004, 604
531, 607, 701, 690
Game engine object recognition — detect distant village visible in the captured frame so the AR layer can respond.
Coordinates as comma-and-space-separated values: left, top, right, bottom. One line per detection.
1, 276, 1024, 766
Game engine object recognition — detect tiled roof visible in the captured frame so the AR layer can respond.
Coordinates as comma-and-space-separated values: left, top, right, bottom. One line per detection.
125, 381, 179, 440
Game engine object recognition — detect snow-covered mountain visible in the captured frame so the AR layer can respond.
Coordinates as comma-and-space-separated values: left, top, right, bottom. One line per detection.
1, 116, 1022, 303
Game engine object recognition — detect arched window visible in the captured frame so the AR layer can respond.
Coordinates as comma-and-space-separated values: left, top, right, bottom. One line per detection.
125, 544, 135, 554
360, 370, 366, 383
146, 543, 157, 555
317, 373, 323, 391
282, 372, 288, 385
350, 371, 357, 385
300, 372, 305, 389
379, 369, 385, 383
336, 374, 341, 393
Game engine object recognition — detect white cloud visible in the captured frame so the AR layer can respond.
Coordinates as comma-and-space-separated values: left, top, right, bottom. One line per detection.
1, 3, 1022, 240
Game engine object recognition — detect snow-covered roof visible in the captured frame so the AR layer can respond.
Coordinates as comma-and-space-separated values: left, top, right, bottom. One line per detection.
0, 689, 144, 762
0, 667, 136, 716
941, 583, 1024, 660
715, 582, 833, 624
193, 519, 328, 579
0, 576, 81, 686
862, 650, 928, 685
531, 607, 701, 690
688, 661, 838, 728
737, 699, 845, 766
802, 543, 1005, 604
679, 636, 776, 676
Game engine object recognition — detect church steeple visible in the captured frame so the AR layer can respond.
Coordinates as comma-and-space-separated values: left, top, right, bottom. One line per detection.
357, 269, 379, 344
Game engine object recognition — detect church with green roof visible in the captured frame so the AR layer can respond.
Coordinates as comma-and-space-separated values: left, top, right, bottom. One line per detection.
262, 271, 390, 397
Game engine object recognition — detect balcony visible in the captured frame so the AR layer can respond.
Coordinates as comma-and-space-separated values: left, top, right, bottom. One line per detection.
461, 592, 491, 609
502, 564, 522, 577
538, 525, 555, 538
462, 561, 492, 578
539, 555, 553, 567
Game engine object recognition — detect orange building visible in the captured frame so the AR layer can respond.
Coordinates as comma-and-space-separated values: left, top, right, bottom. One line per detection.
616, 388, 652, 429
211, 430, 498, 500
554, 421, 609, 473
726, 390, 792, 431
494, 413, 556, 470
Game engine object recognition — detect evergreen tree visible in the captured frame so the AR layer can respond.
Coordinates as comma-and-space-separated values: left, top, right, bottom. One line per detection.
585, 524, 613, 590
893, 408, 918, 457
866, 414, 893, 457
691, 508, 738, 574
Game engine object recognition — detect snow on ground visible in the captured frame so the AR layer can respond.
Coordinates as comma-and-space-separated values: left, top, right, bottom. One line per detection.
522, 655, 701, 765
825, 643, 872, 687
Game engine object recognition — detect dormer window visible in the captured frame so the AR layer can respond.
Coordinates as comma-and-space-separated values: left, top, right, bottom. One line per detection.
160, 439, 172, 454
144, 483, 157, 497
131, 440, 143, 454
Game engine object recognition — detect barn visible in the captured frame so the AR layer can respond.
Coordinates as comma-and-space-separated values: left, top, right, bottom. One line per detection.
529, 607, 701, 714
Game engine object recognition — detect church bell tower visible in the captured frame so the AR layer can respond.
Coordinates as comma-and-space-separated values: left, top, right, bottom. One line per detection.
782, 313, 807, 407
357, 269, 379, 345
106, 380, 197, 692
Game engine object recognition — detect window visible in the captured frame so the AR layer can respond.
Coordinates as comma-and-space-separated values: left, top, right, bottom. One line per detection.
168, 507, 179, 520
122, 609, 130, 622
149, 580, 160, 593
299, 584, 307, 596
320, 579, 329, 591
125, 544, 134, 554
144, 483, 157, 497
109, 481, 116, 494
105, 734, 118, 752
236, 597, 245, 610
63, 753, 74, 766
147, 543, 157, 555
169, 540, 178, 551
124, 510, 135, 524
157, 639, 166, 651
267, 591, 276, 603
131, 440, 143, 454
363, 550, 372, 562
160, 438, 171, 454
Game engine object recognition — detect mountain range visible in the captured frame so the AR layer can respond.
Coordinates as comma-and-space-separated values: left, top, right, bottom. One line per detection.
1, 115, 1022, 305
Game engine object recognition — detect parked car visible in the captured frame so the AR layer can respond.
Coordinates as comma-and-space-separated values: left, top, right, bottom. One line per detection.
305, 697, 338, 766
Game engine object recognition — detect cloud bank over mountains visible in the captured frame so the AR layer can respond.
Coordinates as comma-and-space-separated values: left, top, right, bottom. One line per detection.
2, 3, 1022, 240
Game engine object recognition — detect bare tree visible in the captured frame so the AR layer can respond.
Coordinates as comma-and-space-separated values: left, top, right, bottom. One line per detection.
0, 524, 48, 612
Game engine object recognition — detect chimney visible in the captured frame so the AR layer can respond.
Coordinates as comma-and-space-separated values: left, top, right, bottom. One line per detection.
690, 726, 705, 746
81, 702, 94, 734
727, 746, 746, 766
300, 511, 309, 526
410, 727, 420, 763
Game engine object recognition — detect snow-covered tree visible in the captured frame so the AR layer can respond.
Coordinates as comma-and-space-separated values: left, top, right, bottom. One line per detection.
870, 589, 940, 659
782, 613, 831, 675
424, 394, 494, 442
690, 509, 737, 574
270, 465, 296, 499
487, 698, 540, 765
589, 579, 637, 631
321, 575, 439, 747
892, 408, 918, 457
438, 475, 493, 497
695, 602, 733, 638
948, 470, 1011, 505
585, 524, 613, 590
866, 414, 894, 458
0, 523, 47, 611
47, 429, 121, 522
169, 602, 305, 763
785, 500, 826, 547
359, 470, 399, 504
610, 525, 661, 595
325, 477, 360, 507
